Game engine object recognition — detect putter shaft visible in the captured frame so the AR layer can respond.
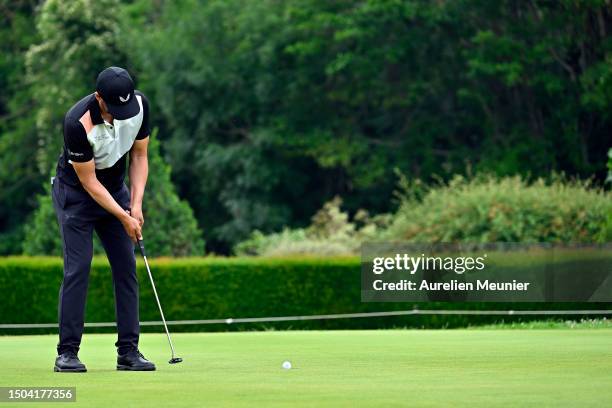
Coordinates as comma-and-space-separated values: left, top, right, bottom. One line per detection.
142, 254, 178, 359
137, 240, 180, 363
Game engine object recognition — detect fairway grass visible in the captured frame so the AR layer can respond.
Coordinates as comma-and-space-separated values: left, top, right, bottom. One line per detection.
0, 330, 611, 407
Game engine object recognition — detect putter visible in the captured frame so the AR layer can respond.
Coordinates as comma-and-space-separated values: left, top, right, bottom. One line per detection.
137, 239, 183, 364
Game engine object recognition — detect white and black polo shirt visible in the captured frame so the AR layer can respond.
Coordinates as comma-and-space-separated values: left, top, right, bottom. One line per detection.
56, 91, 150, 192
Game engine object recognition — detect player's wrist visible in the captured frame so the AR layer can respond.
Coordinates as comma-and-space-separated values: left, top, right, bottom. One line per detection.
118, 211, 131, 223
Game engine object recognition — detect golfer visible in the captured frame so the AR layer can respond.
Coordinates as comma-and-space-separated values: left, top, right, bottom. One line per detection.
52, 67, 155, 372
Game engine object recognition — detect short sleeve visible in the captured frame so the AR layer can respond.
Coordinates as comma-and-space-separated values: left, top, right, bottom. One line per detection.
64, 119, 93, 162
136, 91, 150, 140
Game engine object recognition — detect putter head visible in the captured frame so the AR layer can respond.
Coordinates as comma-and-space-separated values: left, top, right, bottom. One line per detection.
169, 357, 183, 364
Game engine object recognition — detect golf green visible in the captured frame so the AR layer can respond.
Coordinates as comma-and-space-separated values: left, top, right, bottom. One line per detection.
1, 330, 610, 407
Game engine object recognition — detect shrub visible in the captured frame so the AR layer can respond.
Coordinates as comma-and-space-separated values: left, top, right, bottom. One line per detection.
237, 174, 610, 256
22, 187, 77, 255
385, 175, 611, 243
0, 256, 370, 331
235, 197, 387, 256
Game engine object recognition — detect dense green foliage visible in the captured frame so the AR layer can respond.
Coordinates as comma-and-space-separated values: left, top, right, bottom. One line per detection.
129, 0, 612, 250
1, 256, 610, 331
132, 135, 205, 256
1, 0, 611, 254
1, 0, 129, 254
25, 0, 129, 175
236, 197, 387, 256
12, 0, 204, 256
386, 174, 612, 244
21, 184, 67, 256
238, 175, 611, 255
0, 0, 41, 254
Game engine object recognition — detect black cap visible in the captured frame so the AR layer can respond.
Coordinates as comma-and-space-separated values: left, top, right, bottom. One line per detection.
96, 67, 140, 120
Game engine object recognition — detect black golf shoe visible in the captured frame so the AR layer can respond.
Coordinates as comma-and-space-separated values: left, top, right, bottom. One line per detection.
54, 351, 87, 372
117, 350, 156, 371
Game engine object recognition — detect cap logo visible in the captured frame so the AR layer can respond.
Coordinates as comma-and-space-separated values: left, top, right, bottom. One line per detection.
119, 94, 131, 103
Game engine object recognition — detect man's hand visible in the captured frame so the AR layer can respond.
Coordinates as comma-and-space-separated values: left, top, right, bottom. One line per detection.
121, 212, 142, 242
130, 206, 145, 227
73, 160, 142, 241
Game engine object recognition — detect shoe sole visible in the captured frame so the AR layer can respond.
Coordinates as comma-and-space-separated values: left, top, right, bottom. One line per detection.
54, 366, 87, 373
116, 364, 156, 371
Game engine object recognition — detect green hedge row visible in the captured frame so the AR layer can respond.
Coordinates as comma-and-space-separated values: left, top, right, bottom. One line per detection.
0, 256, 609, 333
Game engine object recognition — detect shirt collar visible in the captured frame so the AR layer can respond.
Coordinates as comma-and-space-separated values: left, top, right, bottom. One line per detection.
88, 94, 104, 125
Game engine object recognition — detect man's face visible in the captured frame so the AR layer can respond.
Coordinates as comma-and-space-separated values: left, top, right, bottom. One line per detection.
94, 92, 112, 119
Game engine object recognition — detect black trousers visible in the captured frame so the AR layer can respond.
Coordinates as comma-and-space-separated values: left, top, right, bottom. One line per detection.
52, 178, 139, 355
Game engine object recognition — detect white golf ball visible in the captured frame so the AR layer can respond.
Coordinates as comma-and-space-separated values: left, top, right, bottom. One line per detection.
282, 360, 292, 370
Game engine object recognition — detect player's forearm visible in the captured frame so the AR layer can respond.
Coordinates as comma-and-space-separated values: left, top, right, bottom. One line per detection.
81, 178, 129, 222
129, 154, 148, 209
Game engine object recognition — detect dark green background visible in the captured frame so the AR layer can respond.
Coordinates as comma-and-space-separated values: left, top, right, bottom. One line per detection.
1, 0, 611, 254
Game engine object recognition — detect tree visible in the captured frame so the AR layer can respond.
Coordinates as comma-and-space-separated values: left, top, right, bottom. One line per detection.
0, 0, 41, 254
131, 0, 612, 252
20, 0, 204, 256
25, 0, 131, 174
2, 0, 128, 254
129, 0, 325, 252
5, 0, 612, 254
134, 133, 205, 256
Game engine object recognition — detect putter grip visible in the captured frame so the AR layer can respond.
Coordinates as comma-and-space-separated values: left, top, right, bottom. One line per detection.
137, 239, 146, 257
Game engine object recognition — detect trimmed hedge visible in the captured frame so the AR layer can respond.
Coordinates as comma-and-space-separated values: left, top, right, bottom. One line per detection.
0, 256, 609, 333
1, 256, 372, 332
